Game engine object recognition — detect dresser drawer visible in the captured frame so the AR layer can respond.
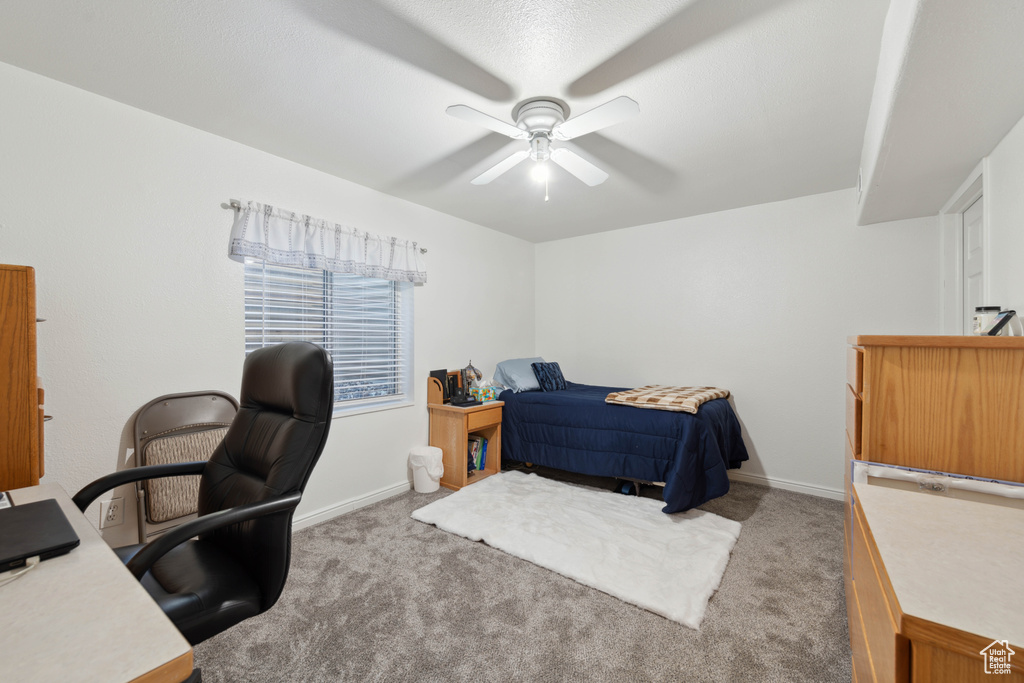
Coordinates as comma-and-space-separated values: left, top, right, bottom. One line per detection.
846, 384, 862, 456
852, 499, 907, 683
845, 432, 855, 494
847, 346, 864, 396
849, 580, 873, 683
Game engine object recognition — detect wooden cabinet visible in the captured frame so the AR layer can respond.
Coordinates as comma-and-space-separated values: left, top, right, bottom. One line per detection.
844, 335, 1024, 682
850, 335, 1024, 482
1, 264, 44, 490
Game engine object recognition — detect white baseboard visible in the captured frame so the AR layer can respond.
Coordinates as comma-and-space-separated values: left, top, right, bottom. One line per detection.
293, 480, 411, 531
727, 470, 844, 501
290, 472, 842, 529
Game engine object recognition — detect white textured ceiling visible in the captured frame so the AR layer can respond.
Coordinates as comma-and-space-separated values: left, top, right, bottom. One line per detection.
0, 0, 891, 242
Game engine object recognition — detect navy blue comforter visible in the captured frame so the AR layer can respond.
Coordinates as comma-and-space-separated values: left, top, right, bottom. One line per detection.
499, 382, 748, 513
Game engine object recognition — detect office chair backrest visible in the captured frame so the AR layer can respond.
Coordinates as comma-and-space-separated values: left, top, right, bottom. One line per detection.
197, 342, 334, 609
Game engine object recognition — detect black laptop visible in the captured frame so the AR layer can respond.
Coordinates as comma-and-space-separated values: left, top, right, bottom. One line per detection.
0, 497, 81, 572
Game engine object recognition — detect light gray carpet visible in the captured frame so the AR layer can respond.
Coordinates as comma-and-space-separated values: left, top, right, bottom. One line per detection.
194, 469, 851, 682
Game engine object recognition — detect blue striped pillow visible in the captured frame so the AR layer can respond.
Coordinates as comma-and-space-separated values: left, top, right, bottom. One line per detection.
531, 362, 567, 392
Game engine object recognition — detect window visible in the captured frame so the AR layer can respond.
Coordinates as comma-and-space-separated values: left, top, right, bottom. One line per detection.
244, 260, 413, 415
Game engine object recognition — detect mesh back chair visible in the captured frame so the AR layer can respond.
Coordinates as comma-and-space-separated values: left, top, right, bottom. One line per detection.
133, 391, 239, 544
75, 342, 334, 654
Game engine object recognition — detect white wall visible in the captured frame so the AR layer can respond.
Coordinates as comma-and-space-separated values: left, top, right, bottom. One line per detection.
986, 112, 1024, 311
0, 62, 534, 544
535, 189, 939, 495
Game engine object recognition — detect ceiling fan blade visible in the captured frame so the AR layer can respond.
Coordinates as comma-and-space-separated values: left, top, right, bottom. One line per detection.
567, 0, 784, 98
552, 96, 640, 141
471, 150, 530, 185
299, 0, 512, 101
550, 148, 609, 186
447, 105, 530, 140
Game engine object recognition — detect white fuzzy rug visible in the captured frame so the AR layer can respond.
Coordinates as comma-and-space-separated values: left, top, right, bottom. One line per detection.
411, 470, 741, 629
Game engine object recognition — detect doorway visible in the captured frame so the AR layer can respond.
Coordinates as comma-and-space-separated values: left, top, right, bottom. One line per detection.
962, 195, 984, 333
939, 169, 985, 335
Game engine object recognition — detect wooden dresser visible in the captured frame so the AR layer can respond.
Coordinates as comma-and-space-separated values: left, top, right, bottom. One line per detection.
0, 264, 45, 490
845, 335, 1024, 682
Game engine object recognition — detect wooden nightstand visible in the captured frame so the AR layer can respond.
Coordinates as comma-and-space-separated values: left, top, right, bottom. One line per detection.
428, 401, 503, 491
426, 374, 504, 490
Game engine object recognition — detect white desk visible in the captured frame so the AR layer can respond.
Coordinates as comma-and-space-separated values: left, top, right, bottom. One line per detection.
849, 479, 1024, 681
0, 483, 193, 682
855, 481, 1024, 647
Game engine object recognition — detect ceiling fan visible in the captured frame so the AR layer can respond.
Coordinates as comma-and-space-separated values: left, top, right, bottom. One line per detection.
446, 96, 640, 188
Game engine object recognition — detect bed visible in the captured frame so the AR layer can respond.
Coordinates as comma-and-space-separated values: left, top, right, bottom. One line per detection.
498, 382, 748, 513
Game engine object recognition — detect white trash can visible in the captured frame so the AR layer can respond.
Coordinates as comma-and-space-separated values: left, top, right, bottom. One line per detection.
409, 446, 444, 493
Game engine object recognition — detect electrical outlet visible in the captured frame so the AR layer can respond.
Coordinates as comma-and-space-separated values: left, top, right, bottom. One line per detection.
100, 497, 124, 528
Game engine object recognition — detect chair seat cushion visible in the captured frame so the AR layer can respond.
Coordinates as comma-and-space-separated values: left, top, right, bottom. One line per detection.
115, 539, 263, 645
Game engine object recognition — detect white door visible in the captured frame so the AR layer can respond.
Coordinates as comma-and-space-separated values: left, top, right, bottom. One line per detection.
963, 195, 984, 333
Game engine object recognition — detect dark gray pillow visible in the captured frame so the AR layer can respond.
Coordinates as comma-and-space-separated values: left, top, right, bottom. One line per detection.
531, 362, 566, 392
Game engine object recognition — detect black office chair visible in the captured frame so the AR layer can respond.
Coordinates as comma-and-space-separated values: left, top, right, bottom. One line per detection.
74, 342, 333, 648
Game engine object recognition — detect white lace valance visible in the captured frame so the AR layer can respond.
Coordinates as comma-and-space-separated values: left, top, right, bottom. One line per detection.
228, 200, 427, 283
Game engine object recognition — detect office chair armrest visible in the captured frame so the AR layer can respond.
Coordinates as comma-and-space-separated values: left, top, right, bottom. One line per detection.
72, 461, 209, 512
125, 491, 303, 580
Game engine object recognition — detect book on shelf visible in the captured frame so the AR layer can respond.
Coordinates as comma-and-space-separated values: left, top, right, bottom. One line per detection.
468, 436, 483, 471
479, 437, 488, 470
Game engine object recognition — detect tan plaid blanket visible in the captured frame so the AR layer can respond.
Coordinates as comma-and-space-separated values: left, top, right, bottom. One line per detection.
605, 385, 730, 414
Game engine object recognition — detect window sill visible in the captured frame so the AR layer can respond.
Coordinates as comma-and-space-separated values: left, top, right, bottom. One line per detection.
333, 398, 415, 419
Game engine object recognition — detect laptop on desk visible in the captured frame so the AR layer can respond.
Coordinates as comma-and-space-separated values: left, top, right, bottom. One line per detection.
0, 497, 81, 573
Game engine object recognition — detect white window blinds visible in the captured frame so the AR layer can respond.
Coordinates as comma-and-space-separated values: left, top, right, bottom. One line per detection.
244, 261, 413, 414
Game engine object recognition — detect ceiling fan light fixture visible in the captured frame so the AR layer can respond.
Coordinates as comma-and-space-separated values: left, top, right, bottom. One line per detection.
529, 135, 551, 162
448, 95, 638, 189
